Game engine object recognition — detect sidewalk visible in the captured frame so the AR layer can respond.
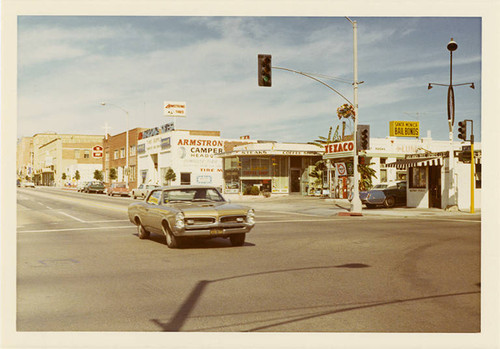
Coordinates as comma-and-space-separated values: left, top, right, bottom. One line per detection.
229, 194, 481, 218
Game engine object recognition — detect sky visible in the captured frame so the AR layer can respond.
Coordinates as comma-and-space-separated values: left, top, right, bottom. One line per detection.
17, 16, 482, 143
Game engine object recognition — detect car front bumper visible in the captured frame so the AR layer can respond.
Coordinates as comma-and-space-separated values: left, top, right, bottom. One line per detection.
173, 223, 254, 237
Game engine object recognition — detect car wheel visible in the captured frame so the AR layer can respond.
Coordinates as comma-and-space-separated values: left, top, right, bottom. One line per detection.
137, 221, 150, 239
163, 223, 181, 248
229, 233, 246, 247
133, 194, 137, 199
383, 196, 395, 208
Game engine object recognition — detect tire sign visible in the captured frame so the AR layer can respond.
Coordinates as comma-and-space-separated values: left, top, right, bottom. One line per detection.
336, 163, 347, 176
92, 145, 103, 158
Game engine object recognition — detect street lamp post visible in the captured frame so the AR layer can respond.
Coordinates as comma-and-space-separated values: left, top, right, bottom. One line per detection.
428, 38, 475, 210
346, 17, 362, 214
100, 102, 129, 187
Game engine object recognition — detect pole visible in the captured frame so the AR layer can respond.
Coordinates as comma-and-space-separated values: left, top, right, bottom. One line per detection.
470, 134, 474, 213
348, 18, 362, 213
126, 111, 129, 187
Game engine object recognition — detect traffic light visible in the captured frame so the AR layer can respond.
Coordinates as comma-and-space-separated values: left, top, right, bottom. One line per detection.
357, 125, 370, 151
258, 54, 272, 87
458, 120, 467, 141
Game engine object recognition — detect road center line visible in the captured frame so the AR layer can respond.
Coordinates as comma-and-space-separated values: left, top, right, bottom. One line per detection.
18, 225, 133, 234
57, 211, 86, 222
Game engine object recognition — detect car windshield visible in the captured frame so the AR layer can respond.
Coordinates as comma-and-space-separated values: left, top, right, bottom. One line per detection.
163, 188, 225, 203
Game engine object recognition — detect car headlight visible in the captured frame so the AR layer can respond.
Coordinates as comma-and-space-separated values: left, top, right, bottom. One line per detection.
175, 212, 185, 229
246, 209, 255, 225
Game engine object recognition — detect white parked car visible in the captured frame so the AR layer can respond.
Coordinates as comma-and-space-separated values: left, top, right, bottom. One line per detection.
21, 181, 35, 188
131, 184, 161, 200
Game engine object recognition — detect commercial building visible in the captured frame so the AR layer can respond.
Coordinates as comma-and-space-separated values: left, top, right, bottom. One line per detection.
17, 137, 34, 181
102, 127, 146, 189
136, 122, 255, 189
30, 133, 104, 186
219, 142, 324, 196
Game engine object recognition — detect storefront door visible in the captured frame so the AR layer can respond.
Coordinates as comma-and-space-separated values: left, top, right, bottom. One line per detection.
290, 169, 301, 193
428, 166, 441, 208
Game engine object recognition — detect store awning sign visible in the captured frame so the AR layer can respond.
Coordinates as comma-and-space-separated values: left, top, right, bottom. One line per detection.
164, 101, 186, 117
323, 141, 354, 159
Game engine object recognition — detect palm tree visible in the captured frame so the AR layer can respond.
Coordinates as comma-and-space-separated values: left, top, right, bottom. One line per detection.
358, 159, 377, 191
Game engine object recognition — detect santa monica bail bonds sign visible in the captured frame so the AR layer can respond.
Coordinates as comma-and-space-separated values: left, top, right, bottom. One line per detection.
389, 121, 420, 138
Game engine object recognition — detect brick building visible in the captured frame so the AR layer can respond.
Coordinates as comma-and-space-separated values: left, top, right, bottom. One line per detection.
103, 128, 146, 189
30, 133, 104, 186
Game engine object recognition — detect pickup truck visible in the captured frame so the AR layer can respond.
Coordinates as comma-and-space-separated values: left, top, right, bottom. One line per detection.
83, 181, 105, 194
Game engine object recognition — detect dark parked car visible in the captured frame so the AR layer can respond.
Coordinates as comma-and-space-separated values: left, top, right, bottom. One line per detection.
361, 181, 407, 208
128, 185, 255, 248
83, 181, 105, 194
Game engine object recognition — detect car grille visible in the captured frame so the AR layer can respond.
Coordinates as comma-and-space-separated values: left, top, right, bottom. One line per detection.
187, 217, 216, 225
220, 215, 246, 224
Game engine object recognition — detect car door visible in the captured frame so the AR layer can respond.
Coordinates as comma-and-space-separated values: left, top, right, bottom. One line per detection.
141, 189, 163, 233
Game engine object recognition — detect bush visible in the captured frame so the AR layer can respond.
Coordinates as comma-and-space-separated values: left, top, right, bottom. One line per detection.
244, 185, 260, 195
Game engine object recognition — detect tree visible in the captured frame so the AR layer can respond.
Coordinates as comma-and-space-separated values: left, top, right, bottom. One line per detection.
358, 158, 377, 191
309, 160, 327, 192
93, 169, 103, 181
164, 168, 176, 185
109, 168, 117, 181
75, 170, 80, 181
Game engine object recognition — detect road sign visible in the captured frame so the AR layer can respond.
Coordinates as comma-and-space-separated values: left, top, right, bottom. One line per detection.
336, 163, 347, 176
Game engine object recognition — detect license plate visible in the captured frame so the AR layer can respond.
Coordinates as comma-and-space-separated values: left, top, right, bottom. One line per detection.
210, 228, 224, 235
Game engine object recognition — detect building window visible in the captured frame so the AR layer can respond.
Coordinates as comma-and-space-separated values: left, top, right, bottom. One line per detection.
223, 157, 241, 192
181, 172, 191, 185
130, 145, 136, 157
120, 148, 125, 158
105, 151, 109, 163
380, 169, 387, 183
114, 150, 119, 160
84, 150, 90, 159
129, 165, 136, 182
409, 167, 426, 188
75, 149, 80, 158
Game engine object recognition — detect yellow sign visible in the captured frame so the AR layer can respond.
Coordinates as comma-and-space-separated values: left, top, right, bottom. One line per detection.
389, 121, 420, 138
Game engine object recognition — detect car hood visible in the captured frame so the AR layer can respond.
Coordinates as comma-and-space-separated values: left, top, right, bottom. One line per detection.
175, 202, 251, 217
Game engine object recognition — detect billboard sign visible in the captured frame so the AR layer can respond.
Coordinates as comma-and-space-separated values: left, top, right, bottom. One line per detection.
389, 121, 419, 138
164, 101, 186, 117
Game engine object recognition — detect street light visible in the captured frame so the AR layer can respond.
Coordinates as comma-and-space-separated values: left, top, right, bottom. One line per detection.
345, 16, 362, 214
428, 38, 475, 210
100, 102, 130, 187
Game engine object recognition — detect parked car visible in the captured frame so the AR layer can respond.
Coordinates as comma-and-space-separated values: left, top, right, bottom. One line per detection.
77, 181, 91, 192
131, 183, 161, 200
106, 182, 130, 197
83, 181, 105, 194
21, 181, 35, 188
128, 185, 255, 248
361, 181, 407, 208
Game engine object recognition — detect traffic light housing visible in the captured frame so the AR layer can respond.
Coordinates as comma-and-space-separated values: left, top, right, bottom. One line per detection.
357, 124, 370, 151
458, 120, 467, 141
258, 54, 272, 87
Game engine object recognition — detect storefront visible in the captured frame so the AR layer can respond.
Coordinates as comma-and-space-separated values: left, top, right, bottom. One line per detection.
137, 124, 226, 188
386, 150, 481, 209
218, 142, 323, 196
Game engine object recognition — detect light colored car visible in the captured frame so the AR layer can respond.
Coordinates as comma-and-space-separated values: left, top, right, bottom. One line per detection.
21, 181, 35, 188
77, 181, 91, 192
128, 185, 255, 248
131, 183, 160, 199
106, 182, 130, 197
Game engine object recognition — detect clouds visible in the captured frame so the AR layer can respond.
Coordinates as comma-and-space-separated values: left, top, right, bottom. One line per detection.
17, 16, 482, 143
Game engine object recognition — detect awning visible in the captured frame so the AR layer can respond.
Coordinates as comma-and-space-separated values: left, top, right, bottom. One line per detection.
386, 157, 443, 170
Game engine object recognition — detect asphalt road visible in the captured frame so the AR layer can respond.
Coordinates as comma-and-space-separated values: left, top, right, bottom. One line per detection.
15, 187, 481, 333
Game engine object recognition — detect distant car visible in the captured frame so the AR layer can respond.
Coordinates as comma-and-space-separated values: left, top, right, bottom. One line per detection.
131, 184, 161, 200
17, 179, 21, 187
77, 181, 91, 192
21, 181, 35, 188
361, 181, 407, 208
106, 182, 130, 197
128, 185, 255, 248
83, 181, 105, 194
